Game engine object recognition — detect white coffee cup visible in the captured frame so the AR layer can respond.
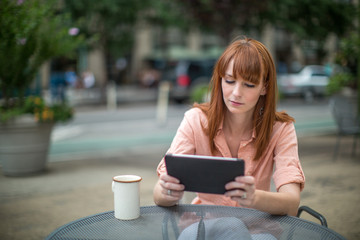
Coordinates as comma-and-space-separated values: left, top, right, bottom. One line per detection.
112, 175, 142, 220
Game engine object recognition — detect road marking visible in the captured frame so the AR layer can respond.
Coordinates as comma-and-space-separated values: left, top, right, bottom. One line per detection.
51, 126, 84, 141
50, 132, 175, 154
294, 119, 335, 130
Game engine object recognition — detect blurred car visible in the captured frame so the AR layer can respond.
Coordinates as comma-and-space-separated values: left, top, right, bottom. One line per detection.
277, 65, 330, 102
164, 58, 217, 103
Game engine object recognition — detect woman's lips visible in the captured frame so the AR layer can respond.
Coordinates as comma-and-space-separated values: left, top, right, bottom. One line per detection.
230, 100, 244, 106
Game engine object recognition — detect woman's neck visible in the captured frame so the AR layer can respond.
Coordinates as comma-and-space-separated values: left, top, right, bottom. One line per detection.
223, 111, 253, 139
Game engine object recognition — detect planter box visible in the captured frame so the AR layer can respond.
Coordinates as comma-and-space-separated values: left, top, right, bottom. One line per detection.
0, 116, 53, 176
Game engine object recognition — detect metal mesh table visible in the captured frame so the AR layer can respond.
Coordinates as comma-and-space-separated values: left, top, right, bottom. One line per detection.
46, 205, 346, 240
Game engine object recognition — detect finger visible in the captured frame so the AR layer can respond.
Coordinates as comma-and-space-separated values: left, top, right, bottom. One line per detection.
225, 181, 246, 191
162, 189, 183, 197
235, 176, 255, 184
162, 189, 184, 202
160, 174, 181, 184
159, 180, 185, 192
225, 188, 246, 197
230, 196, 249, 203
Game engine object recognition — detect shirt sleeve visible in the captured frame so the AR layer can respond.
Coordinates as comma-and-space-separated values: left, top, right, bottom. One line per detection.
272, 122, 305, 191
156, 110, 197, 176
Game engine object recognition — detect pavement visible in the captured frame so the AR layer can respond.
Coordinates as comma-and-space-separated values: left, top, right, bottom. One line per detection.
0, 87, 359, 240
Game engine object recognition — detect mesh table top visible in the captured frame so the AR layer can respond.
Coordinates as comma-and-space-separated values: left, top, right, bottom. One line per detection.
46, 205, 345, 240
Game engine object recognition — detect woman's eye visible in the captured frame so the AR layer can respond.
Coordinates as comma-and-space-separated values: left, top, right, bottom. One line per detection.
245, 83, 255, 88
224, 79, 235, 84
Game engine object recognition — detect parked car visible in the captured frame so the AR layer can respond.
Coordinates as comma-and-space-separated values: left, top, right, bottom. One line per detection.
277, 65, 330, 102
163, 58, 217, 103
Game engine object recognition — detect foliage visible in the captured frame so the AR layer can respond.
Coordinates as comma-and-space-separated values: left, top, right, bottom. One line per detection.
269, 0, 354, 39
0, 96, 73, 123
63, 0, 146, 57
145, 0, 188, 30
173, 0, 355, 62
327, 33, 359, 96
0, 0, 84, 123
268, 0, 355, 63
190, 84, 210, 103
335, 33, 360, 75
175, 0, 268, 44
327, 72, 355, 95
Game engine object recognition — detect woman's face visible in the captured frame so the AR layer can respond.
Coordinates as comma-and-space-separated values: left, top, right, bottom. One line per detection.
221, 59, 266, 116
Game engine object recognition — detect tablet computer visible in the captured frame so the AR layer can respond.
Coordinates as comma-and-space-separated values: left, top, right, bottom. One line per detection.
164, 154, 244, 194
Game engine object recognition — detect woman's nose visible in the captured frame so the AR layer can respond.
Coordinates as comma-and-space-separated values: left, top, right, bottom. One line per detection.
232, 83, 243, 96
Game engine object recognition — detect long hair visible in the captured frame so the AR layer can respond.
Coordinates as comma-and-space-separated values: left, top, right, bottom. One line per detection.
195, 37, 294, 161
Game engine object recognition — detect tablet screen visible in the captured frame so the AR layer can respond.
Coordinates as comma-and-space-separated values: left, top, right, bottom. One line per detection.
164, 154, 244, 194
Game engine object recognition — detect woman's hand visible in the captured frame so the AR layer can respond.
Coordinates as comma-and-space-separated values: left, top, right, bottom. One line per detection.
224, 176, 256, 207
154, 174, 185, 206
225, 177, 301, 216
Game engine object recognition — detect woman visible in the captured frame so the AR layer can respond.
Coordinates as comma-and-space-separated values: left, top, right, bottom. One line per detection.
153, 37, 305, 216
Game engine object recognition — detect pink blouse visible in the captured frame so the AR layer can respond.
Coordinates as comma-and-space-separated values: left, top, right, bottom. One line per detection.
157, 108, 305, 207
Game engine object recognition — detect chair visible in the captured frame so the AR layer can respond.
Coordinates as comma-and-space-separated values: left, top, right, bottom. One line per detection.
291, 206, 329, 240
329, 96, 360, 160
297, 205, 328, 227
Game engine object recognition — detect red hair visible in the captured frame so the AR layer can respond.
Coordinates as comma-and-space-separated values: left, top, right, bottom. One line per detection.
194, 37, 294, 160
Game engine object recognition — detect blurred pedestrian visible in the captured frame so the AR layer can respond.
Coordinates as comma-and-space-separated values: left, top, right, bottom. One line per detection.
138, 60, 160, 88
153, 37, 305, 216
139, 68, 160, 88
50, 72, 66, 104
82, 70, 95, 88
65, 66, 78, 88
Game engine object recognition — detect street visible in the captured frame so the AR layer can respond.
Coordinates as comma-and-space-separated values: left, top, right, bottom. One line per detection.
50, 98, 337, 163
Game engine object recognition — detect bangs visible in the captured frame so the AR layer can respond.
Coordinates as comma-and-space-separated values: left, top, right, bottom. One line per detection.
220, 43, 263, 85
233, 46, 263, 84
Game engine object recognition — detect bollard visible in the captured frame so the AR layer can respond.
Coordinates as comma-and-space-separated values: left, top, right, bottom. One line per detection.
156, 81, 170, 126
107, 81, 117, 110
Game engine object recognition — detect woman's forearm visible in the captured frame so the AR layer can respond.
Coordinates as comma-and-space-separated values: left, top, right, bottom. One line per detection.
253, 184, 300, 216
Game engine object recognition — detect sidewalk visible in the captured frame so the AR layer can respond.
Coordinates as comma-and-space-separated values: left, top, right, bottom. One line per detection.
0, 134, 359, 240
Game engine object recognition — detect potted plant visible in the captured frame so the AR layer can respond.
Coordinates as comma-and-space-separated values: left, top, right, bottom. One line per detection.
0, 0, 84, 176
326, 31, 359, 114
326, 33, 360, 159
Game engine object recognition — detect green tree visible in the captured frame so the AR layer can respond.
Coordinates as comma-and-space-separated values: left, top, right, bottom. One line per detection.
172, 0, 355, 63
0, 0, 84, 106
327, 10, 360, 113
63, 0, 144, 55
0, 0, 83, 122
268, 0, 355, 63
142, 1, 192, 60
145, 1, 188, 29
63, 0, 149, 83
175, 0, 269, 44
